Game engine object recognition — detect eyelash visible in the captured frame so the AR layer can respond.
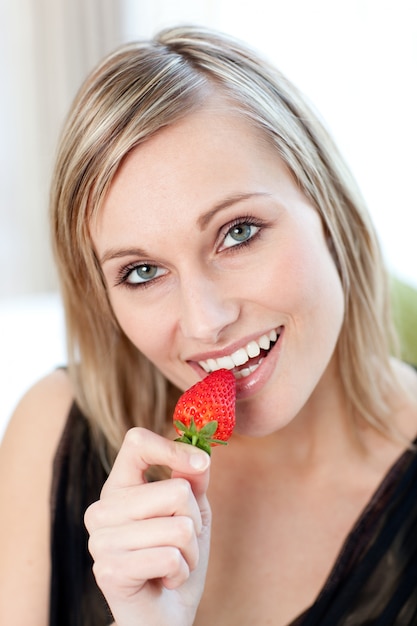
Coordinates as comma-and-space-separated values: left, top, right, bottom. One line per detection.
115, 215, 266, 290
219, 215, 264, 252
114, 262, 162, 290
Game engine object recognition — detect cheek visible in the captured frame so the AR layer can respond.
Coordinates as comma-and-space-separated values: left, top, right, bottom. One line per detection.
110, 297, 171, 363
268, 224, 344, 329
292, 239, 345, 348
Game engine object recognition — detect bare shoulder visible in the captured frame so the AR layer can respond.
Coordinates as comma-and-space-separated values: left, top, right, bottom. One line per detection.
1, 368, 74, 467
0, 369, 74, 625
11, 367, 73, 422
1, 366, 74, 482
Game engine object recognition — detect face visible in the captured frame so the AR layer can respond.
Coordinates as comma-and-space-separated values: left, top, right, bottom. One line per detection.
91, 100, 345, 437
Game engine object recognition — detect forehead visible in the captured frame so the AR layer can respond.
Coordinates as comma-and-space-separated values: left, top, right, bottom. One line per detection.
105, 104, 276, 204
90, 99, 302, 256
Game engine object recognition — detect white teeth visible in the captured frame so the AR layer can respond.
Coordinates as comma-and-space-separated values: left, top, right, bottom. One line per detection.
237, 367, 251, 379
198, 328, 279, 374
258, 334, 270, 350
234, 361, 262, 379
216, 355, 235, 370
206, 358, 218, 372
247, 341, 261, 358
231, 348, 249, 367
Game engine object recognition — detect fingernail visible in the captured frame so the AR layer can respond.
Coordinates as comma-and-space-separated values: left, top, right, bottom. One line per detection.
189, 452, 210, 470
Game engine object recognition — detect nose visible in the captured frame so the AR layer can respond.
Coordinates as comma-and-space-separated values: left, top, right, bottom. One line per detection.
178, 272, 239, 343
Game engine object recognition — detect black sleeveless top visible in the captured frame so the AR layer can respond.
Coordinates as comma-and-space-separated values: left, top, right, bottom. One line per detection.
49, 403, 111, 625
49, 402, 417, 625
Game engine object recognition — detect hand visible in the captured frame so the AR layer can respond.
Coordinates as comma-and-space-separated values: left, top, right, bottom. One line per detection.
84, 427, 212, 626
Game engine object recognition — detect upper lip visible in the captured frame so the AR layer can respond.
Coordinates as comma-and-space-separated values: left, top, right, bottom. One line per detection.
186, 326, 281, 364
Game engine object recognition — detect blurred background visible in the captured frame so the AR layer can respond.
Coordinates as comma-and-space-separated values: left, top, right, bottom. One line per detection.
1, 0, 416, 438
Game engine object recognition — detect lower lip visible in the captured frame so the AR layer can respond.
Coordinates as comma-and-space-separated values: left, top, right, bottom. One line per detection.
234, 327, 284, 399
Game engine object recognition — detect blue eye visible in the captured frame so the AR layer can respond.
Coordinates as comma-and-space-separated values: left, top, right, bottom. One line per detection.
124, 263, 166, 286
222, 221, 261, 249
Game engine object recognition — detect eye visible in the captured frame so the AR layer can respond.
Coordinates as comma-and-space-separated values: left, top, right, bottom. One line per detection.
221, 219, 261, 250
118, 263, 167, 287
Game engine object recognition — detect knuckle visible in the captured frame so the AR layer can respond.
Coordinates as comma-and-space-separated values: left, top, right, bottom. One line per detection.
84, 500, 99, 531
124, 426, 147, 448
92, 560, 119, 591
171, 477, 193, 504
87, 528, 106, 559
173, 516, 195, 545
165, 546, 183, 572
84, 499, 107, 531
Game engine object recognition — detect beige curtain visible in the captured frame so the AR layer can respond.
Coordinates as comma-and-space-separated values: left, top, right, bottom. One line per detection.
0, 0, 122, 298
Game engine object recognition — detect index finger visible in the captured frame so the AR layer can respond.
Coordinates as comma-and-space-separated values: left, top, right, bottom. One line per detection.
101, 427, 210, 497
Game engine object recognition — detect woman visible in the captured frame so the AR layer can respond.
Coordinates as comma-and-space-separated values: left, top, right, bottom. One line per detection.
1, 25, 416, 626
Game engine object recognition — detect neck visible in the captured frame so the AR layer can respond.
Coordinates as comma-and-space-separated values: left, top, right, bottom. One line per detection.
228, 364, 368, 477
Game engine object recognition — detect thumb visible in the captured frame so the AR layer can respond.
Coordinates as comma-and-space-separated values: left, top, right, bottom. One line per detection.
171, 442, 211, 504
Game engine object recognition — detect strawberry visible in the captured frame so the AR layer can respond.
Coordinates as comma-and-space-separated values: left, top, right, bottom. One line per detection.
173, 369, 236, 455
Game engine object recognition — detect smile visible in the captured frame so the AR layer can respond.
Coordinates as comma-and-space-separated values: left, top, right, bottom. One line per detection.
198, 328, 280, 379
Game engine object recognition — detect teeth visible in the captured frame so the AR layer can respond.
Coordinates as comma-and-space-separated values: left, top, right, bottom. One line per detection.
258, 334, 270, 350
207, 358, 218, 371
198, 328, 279, 374
234, 361, 263, 379
247, 341, 260, 358
216, 355, 235, 370
231, 348, 248, 367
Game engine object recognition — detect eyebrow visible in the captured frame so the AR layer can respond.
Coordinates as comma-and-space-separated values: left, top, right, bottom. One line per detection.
197, 191, 271, 229
100, 246, 149, 265
100, 191, 272, 265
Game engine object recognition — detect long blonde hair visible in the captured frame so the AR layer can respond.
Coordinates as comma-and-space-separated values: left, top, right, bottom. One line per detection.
50, 25, 399, 462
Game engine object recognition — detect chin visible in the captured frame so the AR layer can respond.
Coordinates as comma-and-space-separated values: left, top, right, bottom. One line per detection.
233, 414, 293, 439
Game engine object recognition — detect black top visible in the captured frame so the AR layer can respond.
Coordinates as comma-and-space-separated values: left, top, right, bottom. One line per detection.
49, 403, 111, 625
49, 402, 417, 626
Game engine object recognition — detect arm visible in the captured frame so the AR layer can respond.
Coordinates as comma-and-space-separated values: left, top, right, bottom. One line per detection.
84, 427, 212, 626
0, 369, 73, 626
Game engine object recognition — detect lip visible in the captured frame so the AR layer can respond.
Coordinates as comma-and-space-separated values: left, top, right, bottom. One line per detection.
187, 326, 284, 399
233, 328, 283, 399
186, 327, 280, 363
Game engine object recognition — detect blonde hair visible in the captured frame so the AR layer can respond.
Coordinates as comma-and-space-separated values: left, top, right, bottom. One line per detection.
50, 25, 399, 462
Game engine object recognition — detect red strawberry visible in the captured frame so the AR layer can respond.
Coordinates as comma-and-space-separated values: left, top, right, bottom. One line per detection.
173, 369, 236, 455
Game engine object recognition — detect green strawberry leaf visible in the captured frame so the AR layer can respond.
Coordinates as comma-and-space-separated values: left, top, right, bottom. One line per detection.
174, 420, 188, 433
195, 439, 212, 455
198, 421, 218, 437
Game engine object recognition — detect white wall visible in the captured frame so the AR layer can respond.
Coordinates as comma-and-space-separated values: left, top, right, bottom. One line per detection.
0, 293, 66, 441
0, 0, 123, 299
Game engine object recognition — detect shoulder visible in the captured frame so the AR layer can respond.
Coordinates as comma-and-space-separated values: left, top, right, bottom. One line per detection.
0, 369, 74, 623
2, 368, 74, 466
1, 367, 74, 478
13, 367, 74, 419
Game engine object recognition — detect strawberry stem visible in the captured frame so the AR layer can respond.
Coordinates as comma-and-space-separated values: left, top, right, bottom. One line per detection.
174, 417, 226, 456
